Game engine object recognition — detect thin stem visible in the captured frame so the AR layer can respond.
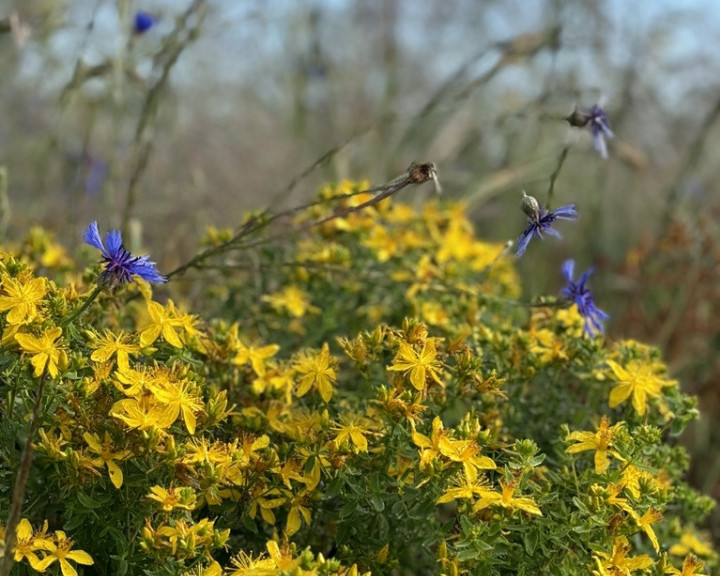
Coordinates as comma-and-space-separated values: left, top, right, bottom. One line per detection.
167, 162, 439, 279
0, 370, 49, 576
61, 284, 104, 327
545, 145, 571, 210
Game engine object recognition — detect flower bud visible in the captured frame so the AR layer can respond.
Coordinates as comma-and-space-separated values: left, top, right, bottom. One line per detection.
521, 191, 541, 222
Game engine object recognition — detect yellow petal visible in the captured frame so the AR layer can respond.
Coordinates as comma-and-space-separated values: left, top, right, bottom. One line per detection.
286, 508, 301, 536
106, 459, 124, 489
161, 324, 184, 349
66, 550, 94, 565
609, 383, 632, 408
16, 518, 33, 539
59, 558, 79, 576
139, 325, 162, 348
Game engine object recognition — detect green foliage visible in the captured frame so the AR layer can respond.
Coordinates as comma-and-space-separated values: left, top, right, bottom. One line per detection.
0, 183, 716, 576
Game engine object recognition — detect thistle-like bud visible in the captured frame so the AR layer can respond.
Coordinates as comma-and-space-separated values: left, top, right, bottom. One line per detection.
521, 191, 541, 222
566, 107, 590, 128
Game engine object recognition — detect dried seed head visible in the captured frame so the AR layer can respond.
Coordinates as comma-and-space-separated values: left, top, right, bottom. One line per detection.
521, 191, 541, 222
566, 107, 590, 128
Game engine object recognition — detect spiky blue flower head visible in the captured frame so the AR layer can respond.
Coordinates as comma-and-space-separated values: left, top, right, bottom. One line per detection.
84, 221, 166, 286
516, 197, 577, 257
561, 259, 609, 337
133, 11, 157, 34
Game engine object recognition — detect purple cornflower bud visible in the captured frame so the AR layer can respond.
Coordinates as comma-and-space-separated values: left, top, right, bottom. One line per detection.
84, 221, 166, 286
567, 102, 614, 159
516, 195, 577, 257
133, 11, 157, 35
561, 259, 609, 337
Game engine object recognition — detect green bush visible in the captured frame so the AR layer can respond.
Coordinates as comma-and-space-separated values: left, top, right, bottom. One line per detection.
0, 180, 715, 576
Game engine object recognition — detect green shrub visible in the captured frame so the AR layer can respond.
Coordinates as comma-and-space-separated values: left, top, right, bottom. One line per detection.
0, 181, 715, 576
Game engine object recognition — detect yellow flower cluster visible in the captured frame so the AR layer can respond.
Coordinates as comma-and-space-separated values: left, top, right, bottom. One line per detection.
0, 188, 713, 576
10, 519, 93, 576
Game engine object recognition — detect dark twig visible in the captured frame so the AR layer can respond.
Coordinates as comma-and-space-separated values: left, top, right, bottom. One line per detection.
545, 145, 571, 210
0, 370, 49, 576
121, 0, 208, 236
166, 162, 439, 279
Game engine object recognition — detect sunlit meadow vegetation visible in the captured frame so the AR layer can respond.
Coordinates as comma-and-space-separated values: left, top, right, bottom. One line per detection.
0, 177, 717, 575
3, 1, 720, 575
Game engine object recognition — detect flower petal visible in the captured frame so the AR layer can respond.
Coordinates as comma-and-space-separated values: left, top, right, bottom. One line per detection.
83, 222, 105, 253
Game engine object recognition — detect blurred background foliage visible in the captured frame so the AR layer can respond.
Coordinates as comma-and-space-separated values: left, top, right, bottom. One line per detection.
2, 0, 720, 540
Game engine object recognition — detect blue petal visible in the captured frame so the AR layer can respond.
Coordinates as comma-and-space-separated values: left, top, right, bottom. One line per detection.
515, 224, 542, 256
578, 267, 594, 289
544, 227, 562, 239
131, 260, 166, 283
516, 226, 534, 256
105, 229, 124, 258
562, 259, 575, 283
551, 204, 577, 220
593, 133, 609, 160
83, 221, 106, 253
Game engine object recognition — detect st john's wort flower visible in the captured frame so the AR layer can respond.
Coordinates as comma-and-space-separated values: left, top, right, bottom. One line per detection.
567, 101, 614, 159
84, 221, 166, 285
561, 259, 608, 337
133, 11, 157, 34
516, 193, 577, 257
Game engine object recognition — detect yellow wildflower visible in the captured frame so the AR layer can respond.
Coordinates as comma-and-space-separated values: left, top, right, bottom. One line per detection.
294, 342, 337, 402
15, 327, 64, 378
227, 550, 275, 576
248, 490, 285, 525
437, 474, 496, 504
387, 339, 443, 391
665, 555, 708, 576
147, 486, 197, 512
12, 518, 49, 569
34, 530, 94, 576
332, 416, 373, 453
528, 328, 568, 364
622, 464, 668, 498
232, 338, 280, 377
593, 535, 653, 576
111, 397, 175, 431
437, 435, 496, 482
0, 276, 46, 325
566, 416, 624, 474
285, 490, 312, 536
607, 359, 676, 416
591, 483, 636, 516
262, 285, 317, 318
36, 428, 68, 459
473, 480, 542, 516
635, 508, 662, 553
182, 438, 230, 465
114, 365, 155, 397
89, 330, 140, 371
139, 300, 184, 348
182, 560, 223, 576
266, 540, 301, 572
670, 531, 715, 558
83, 432, 131, 488
152, 379, 204, 434
411, 416, 444, 471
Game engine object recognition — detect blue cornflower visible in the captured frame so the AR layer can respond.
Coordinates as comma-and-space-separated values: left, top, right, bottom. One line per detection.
133, 11, 157, 34
516, 194, 578, 257
561, 259, 609, 337
567, 102, 614, 159
84, 221, 166, 285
